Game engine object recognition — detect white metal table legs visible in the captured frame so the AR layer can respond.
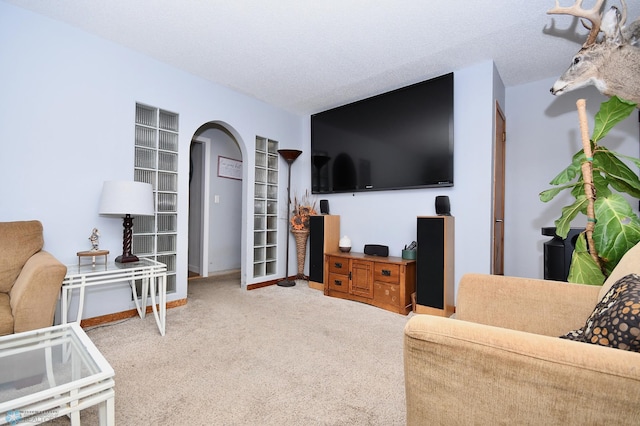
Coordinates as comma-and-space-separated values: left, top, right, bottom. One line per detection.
147, 274, 166, 336
61, 259, 167, 336
129, 274, 165, 336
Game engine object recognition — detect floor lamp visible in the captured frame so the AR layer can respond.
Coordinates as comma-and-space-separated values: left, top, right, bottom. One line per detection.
277, 149, 302, 287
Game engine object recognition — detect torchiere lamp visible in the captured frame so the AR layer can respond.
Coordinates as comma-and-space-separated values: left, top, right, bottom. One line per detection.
277, 149, 302, 287
99, 180, 155, 263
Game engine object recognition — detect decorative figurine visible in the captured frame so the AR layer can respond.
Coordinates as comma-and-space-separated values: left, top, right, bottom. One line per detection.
89, 228, 100, 251
78, 228, 108, 267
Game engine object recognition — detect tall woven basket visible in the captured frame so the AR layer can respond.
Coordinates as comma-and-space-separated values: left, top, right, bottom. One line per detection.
292, 228, 310, 279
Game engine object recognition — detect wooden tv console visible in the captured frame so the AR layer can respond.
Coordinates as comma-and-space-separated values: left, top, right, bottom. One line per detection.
324, 251, 416, 315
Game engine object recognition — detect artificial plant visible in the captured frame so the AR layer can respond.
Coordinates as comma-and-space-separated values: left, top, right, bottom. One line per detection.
540, 96, 640, 285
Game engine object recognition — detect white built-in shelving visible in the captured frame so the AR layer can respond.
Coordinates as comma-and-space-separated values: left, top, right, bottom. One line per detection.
253, 136, 279, 278
133, 103, 178, 293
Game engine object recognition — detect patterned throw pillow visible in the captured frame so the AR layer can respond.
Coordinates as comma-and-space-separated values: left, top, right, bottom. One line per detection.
560, 273, 640, 352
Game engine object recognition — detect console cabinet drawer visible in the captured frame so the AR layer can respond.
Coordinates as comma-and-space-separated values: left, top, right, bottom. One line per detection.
374, 282, 399, 307
328, 273, 349, 293
374, 263, 400, 284
328, 256, 348, 274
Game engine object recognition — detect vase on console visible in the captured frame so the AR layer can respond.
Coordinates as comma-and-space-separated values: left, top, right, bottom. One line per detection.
292, 228, 310, 279
339, 235, 352, 253
290, 190, 317, 280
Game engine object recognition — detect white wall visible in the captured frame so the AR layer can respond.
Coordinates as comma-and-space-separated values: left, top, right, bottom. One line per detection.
505, 78, 639, 279
299, 60, 503, 298
0, 2, 303, 319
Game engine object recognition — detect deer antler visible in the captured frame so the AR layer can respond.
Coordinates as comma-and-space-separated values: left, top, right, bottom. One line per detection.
547, 0, 606, 46
619, 0, 628, 27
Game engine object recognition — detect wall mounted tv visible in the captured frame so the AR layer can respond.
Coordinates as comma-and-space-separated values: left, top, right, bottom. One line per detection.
311, 72, 453, 194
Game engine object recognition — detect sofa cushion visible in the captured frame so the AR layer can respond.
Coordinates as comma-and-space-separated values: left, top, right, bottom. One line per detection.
0, 293, 14, 336
0, 221, 44, 293
598, 242, 640, 300
561, 273, 640, 352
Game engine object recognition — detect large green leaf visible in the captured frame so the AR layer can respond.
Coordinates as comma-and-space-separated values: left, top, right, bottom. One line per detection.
549, 150, 585, 185
567, 233, 606, 285
554, 195, 589, 238
539, 183, 579, 202
592, 194, 640, 274
593, 148, 640, 198
604, 171, 640, 199
591, 96, 637, 143
618, 155, 640, 169
603, 150, 640, 169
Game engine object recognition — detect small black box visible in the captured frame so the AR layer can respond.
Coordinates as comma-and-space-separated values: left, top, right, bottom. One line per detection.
364, 244, 389, 257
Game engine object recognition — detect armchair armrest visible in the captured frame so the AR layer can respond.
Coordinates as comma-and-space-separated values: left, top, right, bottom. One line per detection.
404, 315, 640, 425
10, 251, 66, 333
456, 273, 600, 336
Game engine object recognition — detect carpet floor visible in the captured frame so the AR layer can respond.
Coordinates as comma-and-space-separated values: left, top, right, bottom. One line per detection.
45, 272, 411, 425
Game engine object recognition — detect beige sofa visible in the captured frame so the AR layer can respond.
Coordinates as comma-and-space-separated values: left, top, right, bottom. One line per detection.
0, 220, 67, 336
404, 242, 640, 425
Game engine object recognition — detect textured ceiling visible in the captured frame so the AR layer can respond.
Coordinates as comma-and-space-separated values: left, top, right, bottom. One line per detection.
5, 0, 640, 115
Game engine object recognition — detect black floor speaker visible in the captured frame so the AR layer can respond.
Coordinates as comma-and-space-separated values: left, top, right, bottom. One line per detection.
308, 215, 340, 289
542, 227, 584, 281
416, 216, 455, 316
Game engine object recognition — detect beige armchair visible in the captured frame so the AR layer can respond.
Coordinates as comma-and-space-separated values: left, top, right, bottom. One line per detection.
404, 243, 640, 425
0, 220, 67, 336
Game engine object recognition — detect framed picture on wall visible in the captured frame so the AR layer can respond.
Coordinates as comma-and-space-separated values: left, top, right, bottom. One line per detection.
217, 156, 242, 180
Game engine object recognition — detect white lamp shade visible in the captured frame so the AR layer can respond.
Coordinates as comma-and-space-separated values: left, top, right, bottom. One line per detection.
99, 181, 155, 216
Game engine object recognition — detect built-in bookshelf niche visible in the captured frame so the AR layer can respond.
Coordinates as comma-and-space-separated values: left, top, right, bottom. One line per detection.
253, 136, 279, 278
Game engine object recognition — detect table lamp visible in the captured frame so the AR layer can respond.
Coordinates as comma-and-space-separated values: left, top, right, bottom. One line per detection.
99, 180, 155, 263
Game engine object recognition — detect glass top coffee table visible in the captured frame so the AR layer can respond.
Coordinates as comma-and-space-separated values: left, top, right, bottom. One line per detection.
0, 323, 114, 425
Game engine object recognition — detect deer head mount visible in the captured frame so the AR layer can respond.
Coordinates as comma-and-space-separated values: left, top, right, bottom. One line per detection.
548, 0, 640, 105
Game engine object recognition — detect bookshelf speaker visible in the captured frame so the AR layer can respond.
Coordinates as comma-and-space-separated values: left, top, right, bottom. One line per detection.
435, 196, 451, 215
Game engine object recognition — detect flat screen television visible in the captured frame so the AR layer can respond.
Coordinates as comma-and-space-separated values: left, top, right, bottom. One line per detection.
311, 72, 454, 194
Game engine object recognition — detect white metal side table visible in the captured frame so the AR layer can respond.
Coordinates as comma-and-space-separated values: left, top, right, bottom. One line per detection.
61, 258, 167, 336
0, 323, 115, 425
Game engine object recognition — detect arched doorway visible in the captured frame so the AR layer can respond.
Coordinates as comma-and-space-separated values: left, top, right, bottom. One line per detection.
189, 122, 244, 282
